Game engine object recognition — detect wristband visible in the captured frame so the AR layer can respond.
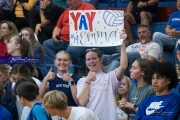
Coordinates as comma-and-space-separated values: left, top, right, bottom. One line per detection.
131, 104, 138, 111
85, 81, 91, 84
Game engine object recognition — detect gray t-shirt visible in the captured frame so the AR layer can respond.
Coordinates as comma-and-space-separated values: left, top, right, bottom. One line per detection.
126, 42, 161, 60
127, 83, 155, 120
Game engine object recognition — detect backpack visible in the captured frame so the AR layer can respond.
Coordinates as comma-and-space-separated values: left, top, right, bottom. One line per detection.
29, 101, 52, 120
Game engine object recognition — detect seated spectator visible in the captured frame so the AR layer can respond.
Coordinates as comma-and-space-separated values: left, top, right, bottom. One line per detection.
77, 33, 128, 120
20, 27, 47, 80
52, 0, 68, 8
43, 90, 98, 120
115, 76, 131, 120
0, 82, 13, 120
82, 0, 99, 8
0, 64, 18, 120
29, 0, 65, 44
126, 25, 161, 61
0, 0, 12, 22
43, 0, 96, 64
119, 58, 155, 120
14, 78, 52, 120
39, 51, 81, 106
10, 65, 41, 120
7, 35, 32, 57
135, 61, 180, 120
10, 0, 37, 31
124, 0, 158, 44
0, 20, 18, 56
102, 25, 161, 76
153, 0, 180, 62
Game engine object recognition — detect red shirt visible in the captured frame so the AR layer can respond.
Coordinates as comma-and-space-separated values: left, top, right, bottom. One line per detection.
56, 2, 96, 42
0, 41, 10, 56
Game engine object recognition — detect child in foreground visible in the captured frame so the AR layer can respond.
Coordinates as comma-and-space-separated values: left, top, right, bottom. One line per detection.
43, 90, 98, 120
135, 62, 180, 120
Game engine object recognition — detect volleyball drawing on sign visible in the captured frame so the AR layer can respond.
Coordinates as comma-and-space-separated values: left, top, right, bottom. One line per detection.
103, 10, 124, 27
69, 10, 124, 47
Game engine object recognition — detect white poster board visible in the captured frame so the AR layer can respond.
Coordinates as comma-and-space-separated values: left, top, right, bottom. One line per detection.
69, 10, 124, 47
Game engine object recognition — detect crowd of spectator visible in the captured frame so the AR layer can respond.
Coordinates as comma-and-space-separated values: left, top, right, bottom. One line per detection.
0, 0, 180, 120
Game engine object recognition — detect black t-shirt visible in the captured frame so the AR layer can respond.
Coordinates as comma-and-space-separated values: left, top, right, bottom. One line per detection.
130, 0, 158, 13
44, 3, 65, 25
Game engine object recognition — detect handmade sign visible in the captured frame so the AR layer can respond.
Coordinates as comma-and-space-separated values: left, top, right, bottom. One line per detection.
69, 10, 124, 47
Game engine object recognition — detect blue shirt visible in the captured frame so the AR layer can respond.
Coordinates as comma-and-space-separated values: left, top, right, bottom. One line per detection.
49, 74, 81, 106
26, 102, 50, 120
167, 11, 180, 30
0, 105, 13, 120
135, 93, 180, 120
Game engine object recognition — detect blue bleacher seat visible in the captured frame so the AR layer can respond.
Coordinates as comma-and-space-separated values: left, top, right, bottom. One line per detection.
132, 22, 167, 39
99, 0, 117, 7
35, 0, 40, 10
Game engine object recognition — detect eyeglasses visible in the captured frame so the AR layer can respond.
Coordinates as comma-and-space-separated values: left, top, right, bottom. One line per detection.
86, 48, 99, 53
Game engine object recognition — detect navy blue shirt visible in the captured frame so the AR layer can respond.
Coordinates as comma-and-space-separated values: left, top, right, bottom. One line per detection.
49, 74, 81, 106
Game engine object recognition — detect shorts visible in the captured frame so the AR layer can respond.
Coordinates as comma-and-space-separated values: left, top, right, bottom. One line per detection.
131, 11, 158, 23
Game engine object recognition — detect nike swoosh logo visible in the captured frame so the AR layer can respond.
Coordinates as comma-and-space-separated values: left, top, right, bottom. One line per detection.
146, 109, 155, 115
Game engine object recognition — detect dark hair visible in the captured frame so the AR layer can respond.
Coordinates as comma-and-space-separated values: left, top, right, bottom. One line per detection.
85, 48, 102, 59
16, 80, 39, 101
135, 58, 151, 84
20, 27, 45, 56
148, 61, 178, 90
13, 35, 33, 56
0, 82, 4, 103
138, 24, 149, 29
14, 77, 38, 95
10, 64, 38, 78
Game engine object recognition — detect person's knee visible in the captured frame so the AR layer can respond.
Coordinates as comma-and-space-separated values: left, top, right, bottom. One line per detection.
128, 51, 141, 59
140, 11, 148, 19
43, 39, 53, 48
152, 32, 161, 42
124, 13, 132, 22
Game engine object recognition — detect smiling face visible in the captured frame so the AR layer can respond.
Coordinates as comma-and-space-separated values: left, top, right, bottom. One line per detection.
85, 51, 103, 73
21, 30, 30, 41
152, 73, 170, 95
6, 36, 19, 55
130, 61, 144, 80
0, 23, 12, 38
54, 52, 72, 73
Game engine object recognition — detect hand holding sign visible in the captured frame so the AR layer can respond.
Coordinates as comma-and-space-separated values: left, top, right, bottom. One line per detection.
120, 29, 127, 40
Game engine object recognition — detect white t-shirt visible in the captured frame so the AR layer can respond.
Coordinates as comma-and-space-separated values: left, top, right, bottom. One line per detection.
126, 42, 161, 60
117, 107, 127, 120
77, 70, 122, 120
62, 107, 98, 120
12, 77, 41, 120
